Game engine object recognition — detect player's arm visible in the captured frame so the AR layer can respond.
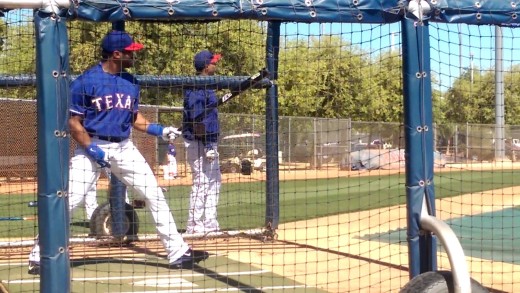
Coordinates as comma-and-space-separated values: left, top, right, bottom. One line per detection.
133, 112, 180, 141
69, 115, 91, 148
133, 112, 149, 133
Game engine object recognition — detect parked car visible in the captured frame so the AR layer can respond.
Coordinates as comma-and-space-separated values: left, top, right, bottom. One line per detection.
219, 133, 266, 174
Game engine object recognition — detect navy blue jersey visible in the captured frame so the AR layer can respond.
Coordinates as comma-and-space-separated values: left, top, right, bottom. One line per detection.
70, 63, 139, 139
168, 144, 176, 157
182, 88, 220, 143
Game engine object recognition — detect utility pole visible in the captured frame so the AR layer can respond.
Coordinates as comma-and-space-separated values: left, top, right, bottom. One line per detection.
495, 25, 505, 161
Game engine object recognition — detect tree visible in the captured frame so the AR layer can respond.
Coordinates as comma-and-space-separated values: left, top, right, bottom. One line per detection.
444, 68, 495, 123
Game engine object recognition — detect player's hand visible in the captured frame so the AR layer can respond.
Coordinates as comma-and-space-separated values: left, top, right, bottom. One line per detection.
162, 126, 181, 142
85, 143, 110, 168
204, 147, 219, 161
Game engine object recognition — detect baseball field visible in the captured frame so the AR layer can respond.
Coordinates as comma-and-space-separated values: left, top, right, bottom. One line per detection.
0, 162, 519, 292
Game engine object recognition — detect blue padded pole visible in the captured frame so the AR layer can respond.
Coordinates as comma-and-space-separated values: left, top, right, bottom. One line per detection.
34, 11, 71, 293
402, 18, 437, 278
264, 21, 280, 230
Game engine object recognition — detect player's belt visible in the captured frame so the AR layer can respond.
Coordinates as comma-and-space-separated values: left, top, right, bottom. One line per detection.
90, 135, 126, 143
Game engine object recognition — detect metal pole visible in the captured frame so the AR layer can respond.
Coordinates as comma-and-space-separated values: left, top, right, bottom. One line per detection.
0, 0, 69, 10
288, 117, 291, 164
454, 124, 458, 163
264, 21, 280, 230
458, 23, 462, 76
495, 25, 506, 161
466, 122, 469, 163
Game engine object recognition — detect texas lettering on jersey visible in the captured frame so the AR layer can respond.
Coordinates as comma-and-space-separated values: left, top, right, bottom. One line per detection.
91, 93, 133, 111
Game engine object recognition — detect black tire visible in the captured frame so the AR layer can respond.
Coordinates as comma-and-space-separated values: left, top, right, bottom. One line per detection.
90, 202, 139, 241
228, 163, 240, 173
400, 271, 488, 293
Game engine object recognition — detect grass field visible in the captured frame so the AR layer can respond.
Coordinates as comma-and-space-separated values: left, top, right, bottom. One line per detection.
0, 169, 519, 238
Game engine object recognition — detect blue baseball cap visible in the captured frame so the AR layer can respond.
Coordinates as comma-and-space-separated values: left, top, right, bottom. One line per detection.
194, 50, 222, 71
101, 31, 144, 53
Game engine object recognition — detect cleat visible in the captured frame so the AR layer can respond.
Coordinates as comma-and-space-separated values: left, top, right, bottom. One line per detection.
124, 234, 139, 244
96, 235, 134, 247
28, 261, 40, 275
169, 249, 209, 269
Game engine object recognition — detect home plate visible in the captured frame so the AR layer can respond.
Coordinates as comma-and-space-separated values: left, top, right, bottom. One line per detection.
133, 278, 195, 287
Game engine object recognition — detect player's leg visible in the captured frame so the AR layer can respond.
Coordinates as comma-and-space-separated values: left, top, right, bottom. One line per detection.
203, 149, 221, 233
84, 182, 98, 221
111, 140, 190, 262
168, 154, 178, 178
28, 151, 98, 275
27, 236, 40, 275
163, 164, 171, 180
68, 151, 100, 218
184, 139, 208, 234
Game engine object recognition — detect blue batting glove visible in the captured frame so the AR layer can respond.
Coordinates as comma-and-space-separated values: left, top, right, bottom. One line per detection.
97, 159, 111, 168
85, 143, 110, 168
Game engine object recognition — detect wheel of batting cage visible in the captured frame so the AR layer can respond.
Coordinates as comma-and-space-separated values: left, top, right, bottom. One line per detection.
90, 202, 139, 241
399, 270, 488, 293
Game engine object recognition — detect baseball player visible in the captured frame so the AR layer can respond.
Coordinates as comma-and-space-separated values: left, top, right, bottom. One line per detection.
28, 31, 207, 275
164, 142, 178, 179
182, 50, 222, 234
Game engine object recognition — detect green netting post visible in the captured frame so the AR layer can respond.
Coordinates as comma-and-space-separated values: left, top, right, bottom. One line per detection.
34, 11, 71, 293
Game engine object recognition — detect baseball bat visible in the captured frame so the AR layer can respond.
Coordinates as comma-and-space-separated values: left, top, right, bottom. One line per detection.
177, 68, 270, 132
209, 68, 270, 112
0, 216, 36, 221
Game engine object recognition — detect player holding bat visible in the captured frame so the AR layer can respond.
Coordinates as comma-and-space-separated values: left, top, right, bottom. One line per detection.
182, 51, 269, 234
28, 31, 207, 275
182, 50, 224, 234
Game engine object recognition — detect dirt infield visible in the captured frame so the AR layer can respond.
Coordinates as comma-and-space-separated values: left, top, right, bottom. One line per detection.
2, 162, 520, 291
4, 187, 518, 292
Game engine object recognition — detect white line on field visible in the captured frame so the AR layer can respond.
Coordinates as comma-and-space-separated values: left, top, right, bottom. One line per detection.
117, 285, 309, 292
3, 269, 269, 284
0, 258, 149, 266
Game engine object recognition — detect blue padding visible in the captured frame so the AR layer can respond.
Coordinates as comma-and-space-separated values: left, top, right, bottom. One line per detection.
402, 18, 437, 277
35, 11, 71, 293
0, 74, 271, 89
67, 0, 520, 25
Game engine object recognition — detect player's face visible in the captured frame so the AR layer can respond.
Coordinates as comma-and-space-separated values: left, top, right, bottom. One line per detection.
114, 50, 137, 68
206, 63, 217, 75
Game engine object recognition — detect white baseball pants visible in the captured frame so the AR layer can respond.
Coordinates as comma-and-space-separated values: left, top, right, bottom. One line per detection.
184, 139, 221, 234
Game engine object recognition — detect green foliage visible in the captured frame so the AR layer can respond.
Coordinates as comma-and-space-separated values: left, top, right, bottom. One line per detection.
277, 36, 403, 121
444, 65, 520, 125
0, 19, 35, 75
444, 68, 494, 123
0, 19, 484, 124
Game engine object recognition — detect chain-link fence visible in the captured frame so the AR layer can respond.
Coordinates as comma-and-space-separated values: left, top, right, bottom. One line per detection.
4, 98, 520, 181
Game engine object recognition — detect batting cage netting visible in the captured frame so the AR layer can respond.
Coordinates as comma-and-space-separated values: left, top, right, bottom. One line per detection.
0, 1, 519, 292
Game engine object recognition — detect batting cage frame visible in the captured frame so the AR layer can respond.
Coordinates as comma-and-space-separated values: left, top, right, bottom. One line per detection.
0, 0, 519, 292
